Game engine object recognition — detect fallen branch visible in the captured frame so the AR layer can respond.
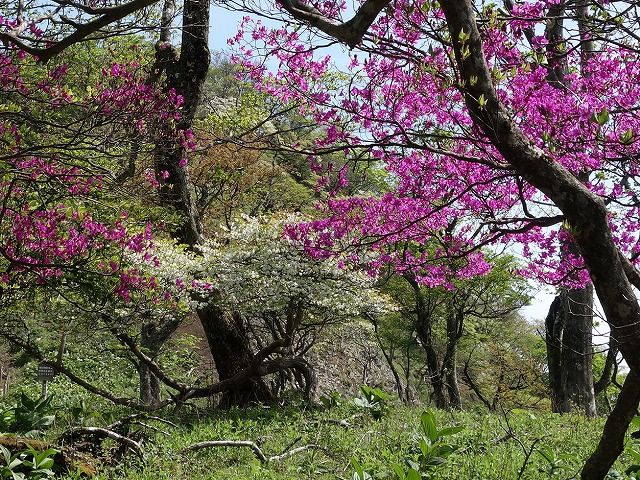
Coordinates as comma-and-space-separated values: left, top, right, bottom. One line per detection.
180, 440, 325, 463
56, 427, 142, 458
321, 413, 365, 428
268, 444, 326, 461
107, 413, 177, 436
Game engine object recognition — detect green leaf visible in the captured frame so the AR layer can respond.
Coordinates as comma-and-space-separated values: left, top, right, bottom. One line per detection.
406, 469, 422, 480
0, 445, 11, 465
393, 464, 406, 479
420, 410, 438, 443
436, 426, 464, 438
590, 107, 610, 125
620, 128, 635, 145
351, 458, 371, 480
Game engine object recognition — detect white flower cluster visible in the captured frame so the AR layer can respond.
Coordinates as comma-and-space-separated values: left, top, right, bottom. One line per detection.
130, 213, 395, 323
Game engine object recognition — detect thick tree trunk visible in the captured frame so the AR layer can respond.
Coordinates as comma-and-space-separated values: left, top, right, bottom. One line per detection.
546, 286, 597, 416
153, 0, 208, 247
151, 0, 279, 408
581, 372, 640, 480
198, 304, 274, 408
138, 363, 161, 405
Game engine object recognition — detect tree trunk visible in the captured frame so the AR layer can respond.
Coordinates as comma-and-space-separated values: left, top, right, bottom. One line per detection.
198, 304, 274, 408
546, 286, 597, 416
423, 338, 448, 409
138, 363, 161, 405
443, 306, 463, 409
138, 318, 182, 405
405, 273, 449, 409
150, 0, 279, 408
581, 372, 640, 480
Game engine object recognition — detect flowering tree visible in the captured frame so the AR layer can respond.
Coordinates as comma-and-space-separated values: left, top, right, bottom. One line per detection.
0, 0, 394, 409
226, 0, 640, 476
129, 214, 392, 405
0, 42, 182, 301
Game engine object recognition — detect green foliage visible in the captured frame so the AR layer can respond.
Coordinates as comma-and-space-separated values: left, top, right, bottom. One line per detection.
0, 394, 55, 438
354, 386, 392, 420
534, 445, 577, 477
624, 417, 640, 478
0, 397, 610, 480
393, 410, 463, 479
351, 458, 373, 480
0, 444, 57, 479
319, 392, 343, 408
66, 400, 101, 428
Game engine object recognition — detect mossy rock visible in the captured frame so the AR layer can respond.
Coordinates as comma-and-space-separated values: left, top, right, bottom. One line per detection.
0, 435, 99, 477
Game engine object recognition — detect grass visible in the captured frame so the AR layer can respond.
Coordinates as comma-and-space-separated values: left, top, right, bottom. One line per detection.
2, 384, 633, 479
53, 400, 631, 480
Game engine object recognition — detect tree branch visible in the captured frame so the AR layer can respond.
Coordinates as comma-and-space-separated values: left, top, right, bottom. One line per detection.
0, 0, 161, 63
181, 439, 325, 463
276, 0, 391, 48
57, 427, 142, 458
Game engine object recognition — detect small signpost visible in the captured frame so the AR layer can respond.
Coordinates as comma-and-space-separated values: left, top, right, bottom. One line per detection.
37, 363, 56, 398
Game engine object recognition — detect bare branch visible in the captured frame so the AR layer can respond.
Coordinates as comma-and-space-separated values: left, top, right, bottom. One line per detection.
57, 427, 142, 458
180, 440, 325, 463
619, 250, 640, 292
0, 0, 161, 63
276, 0, 391, 48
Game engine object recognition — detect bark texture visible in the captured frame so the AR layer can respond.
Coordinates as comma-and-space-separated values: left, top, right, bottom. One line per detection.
545, 287, 597, 416
198, 304, 274, 407
581, 373, 640, 480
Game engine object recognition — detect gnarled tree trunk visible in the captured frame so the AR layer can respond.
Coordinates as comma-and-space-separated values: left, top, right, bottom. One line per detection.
198, 304, 274, 407
546, 286, 597, 416
148, 0, 278, 408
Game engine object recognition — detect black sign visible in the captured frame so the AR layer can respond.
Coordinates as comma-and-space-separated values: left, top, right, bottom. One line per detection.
37, 363, 55, 380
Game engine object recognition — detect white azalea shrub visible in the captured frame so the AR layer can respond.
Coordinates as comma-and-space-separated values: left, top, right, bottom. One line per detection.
132, 213, 393, 329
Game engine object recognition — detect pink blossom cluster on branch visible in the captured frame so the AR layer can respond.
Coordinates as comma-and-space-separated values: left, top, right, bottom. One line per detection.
0, 48, 184, 300
231, 0, 640, 288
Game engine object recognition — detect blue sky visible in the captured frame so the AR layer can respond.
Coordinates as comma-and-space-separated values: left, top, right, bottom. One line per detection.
210, 7, 246, 54
208, 5, 353, 68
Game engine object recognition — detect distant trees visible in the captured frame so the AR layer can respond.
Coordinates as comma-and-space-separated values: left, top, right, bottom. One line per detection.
378, 252, 535, 409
